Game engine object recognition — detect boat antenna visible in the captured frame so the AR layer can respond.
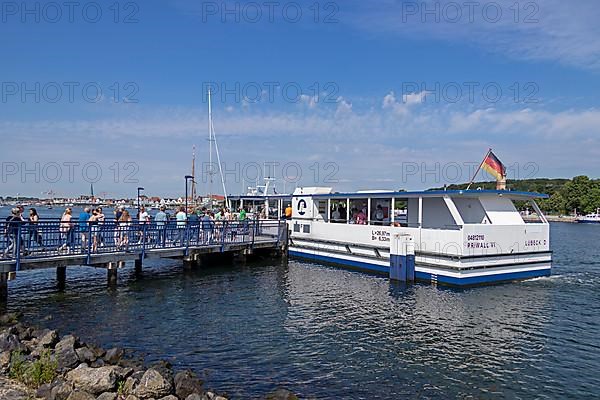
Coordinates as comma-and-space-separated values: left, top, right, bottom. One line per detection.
207, 89, 229, 208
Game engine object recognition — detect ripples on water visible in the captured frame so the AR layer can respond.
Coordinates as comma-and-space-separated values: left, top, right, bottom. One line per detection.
5, 222, 600, 399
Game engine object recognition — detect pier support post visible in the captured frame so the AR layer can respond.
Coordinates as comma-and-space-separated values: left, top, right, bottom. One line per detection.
280, 228, 290, 261
107, 265, 118, 286
56, 267, 66, 291
0, 273, 8, 304
134, 257, 143, 275
183, 254, 196, 271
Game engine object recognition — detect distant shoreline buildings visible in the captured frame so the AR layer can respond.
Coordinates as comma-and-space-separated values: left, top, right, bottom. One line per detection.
0, 194, 226, 209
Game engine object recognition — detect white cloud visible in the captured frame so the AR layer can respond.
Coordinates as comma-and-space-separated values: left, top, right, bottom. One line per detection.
3, 101, 600, 195
300, 94, 318, 109
346, 0, 600, 70
335, 96, 353, 116
382, 91, 427, 115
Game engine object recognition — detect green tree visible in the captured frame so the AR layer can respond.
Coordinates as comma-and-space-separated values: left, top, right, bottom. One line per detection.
561, 175, 600, 214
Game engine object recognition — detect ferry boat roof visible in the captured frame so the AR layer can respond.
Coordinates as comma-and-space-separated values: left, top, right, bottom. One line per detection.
228, 194, 292, 200
295, 189, 549, 200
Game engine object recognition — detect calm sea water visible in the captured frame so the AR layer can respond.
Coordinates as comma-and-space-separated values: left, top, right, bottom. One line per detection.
3, 213, 600, 399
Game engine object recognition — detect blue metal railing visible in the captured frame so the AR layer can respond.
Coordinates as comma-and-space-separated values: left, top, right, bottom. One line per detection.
0, 219, 286, 270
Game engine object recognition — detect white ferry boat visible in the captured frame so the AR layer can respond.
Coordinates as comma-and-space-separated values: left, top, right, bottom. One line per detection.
577, 210, 600, 224
287, 187, 552, 287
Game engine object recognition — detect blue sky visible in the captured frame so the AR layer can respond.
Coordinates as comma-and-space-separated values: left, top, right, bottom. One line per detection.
1, 0, 599, 198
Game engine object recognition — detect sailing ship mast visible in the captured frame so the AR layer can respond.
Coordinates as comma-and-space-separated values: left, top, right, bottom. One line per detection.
190, 145, 197, 205
207, 89, 229, 208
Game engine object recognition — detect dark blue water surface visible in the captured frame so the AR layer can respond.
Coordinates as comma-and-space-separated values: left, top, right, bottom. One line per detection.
5, 222, 600, 399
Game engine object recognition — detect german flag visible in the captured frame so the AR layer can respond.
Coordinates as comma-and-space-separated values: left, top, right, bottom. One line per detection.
482, 151, 506, 181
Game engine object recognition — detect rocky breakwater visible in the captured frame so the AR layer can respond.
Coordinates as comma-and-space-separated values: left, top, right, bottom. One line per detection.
0, 313, 299, 400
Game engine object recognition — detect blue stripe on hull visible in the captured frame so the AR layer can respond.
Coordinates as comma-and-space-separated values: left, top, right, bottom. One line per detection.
288, 250, 389, 273
288, 250, 551, 287
415, 269, 551, 286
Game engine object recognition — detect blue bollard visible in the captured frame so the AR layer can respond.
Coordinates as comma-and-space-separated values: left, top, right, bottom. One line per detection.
389, 234, 415, 282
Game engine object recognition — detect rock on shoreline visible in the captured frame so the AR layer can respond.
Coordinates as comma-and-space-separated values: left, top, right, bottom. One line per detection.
0, 312, 299, 400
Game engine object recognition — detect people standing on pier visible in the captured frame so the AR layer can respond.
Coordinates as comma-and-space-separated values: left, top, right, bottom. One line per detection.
27, 208, 44, 250
79, 207, 91, 251
285, 204, 292, 220
58, 208, 74, 253
88, 209, 101, 253
114, 206, 124, 247
188, 209, 199, 244
2, 208, 25, 259
117, 210, 132, 251
96, 207, 105, 247
115, 206, 123, 222
17, 205, 29, 253
173, 207, 187, 246
154, 206, 168, 247
213, 209, 224, 241
137, 206, 150, 244
201, 209, 214, 244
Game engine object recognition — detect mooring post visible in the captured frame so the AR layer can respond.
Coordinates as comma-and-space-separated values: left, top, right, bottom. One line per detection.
183, 251, 194, 271
56, 266, 66, 291
107, 263, 118, 286
0, 272, 8, 303
134, 257, 143, 275
389, 234, 415, 282
183, 258, 194, 271
281, 226, 290, 260
234, 250, 247, 265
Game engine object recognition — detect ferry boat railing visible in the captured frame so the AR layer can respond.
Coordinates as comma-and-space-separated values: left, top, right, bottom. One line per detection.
0, 219, 286, 270
324, 219, 463, 230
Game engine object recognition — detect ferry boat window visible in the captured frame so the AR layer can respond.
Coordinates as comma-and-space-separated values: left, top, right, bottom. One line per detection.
453, 198, 487, 224
330, 200, 347, 223
519, 200, 544, 224
394, 199, 409, 227
267, 199, 279, 219
349, 199, 368, 225
371, 198, 391, 225
315, 200, 328, 221
421, 197, 458, 229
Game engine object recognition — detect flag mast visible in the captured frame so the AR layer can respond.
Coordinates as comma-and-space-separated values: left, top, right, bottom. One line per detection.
466, 148, 492, 190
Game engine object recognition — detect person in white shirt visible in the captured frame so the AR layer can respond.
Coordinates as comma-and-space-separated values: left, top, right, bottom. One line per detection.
137, 206, 150, 244
174, 207, 187, 246
332, 207, 341, 222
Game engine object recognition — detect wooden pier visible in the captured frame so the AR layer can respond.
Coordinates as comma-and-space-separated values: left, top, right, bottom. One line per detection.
0, 219, 288, 302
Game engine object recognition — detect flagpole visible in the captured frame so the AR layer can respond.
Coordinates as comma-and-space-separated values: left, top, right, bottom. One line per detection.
466, 148, 492, 190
